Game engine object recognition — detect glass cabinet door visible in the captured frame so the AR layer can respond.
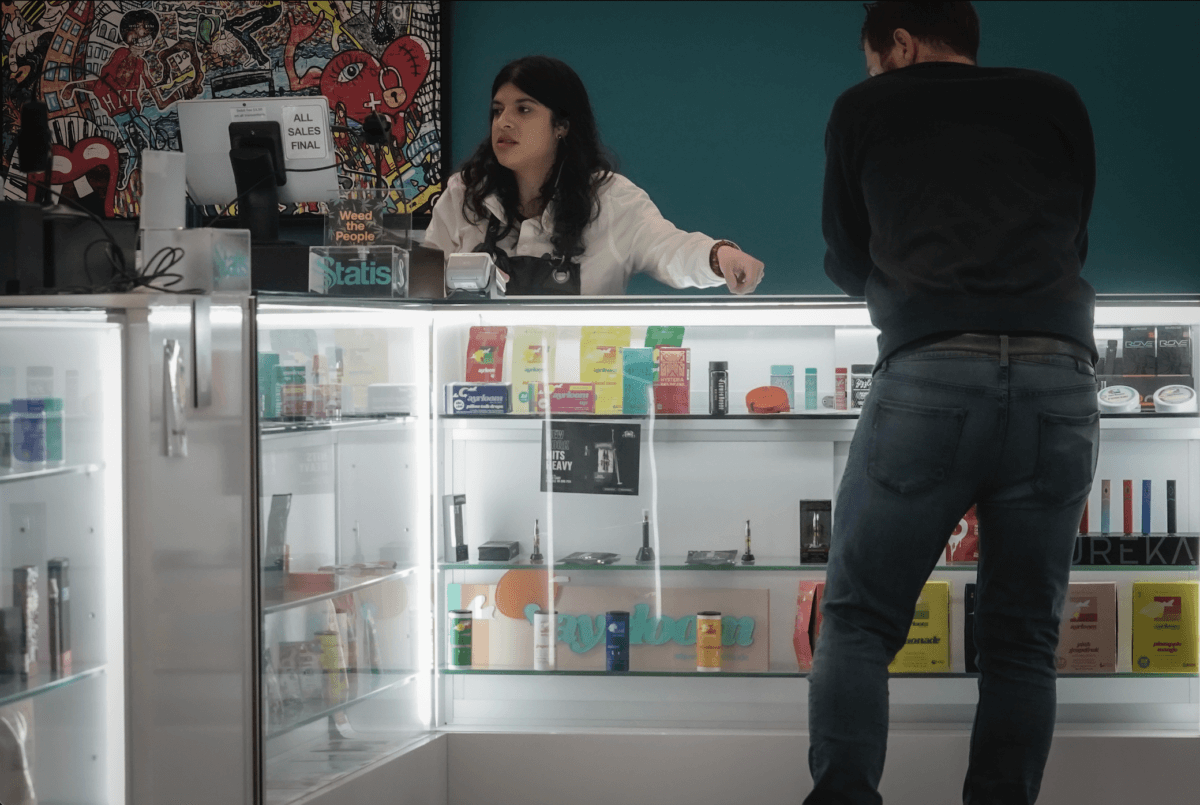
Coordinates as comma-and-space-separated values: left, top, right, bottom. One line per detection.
254, 300, 433, 805
431, 297, 1199, 736
0, 307, 125, 805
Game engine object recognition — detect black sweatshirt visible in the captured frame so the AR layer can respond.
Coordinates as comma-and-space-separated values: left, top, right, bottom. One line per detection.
822, 62, 1097, 363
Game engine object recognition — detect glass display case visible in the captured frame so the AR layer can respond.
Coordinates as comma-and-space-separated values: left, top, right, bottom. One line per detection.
254, 300, 434, 805
429, 295, 1199, 737
0, 307, 125, 805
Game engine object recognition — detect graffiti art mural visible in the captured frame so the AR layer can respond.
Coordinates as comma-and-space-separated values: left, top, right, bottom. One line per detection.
1, 0, 445, 218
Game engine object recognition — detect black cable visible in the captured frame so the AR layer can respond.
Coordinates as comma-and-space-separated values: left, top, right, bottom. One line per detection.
21, 175, 203, 293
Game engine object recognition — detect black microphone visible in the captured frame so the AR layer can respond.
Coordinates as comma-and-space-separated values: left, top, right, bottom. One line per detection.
17, 101, 52, 204
362, 112, 392, 146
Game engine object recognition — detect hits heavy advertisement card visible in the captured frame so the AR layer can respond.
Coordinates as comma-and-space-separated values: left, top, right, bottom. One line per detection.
540, 421, 640, 495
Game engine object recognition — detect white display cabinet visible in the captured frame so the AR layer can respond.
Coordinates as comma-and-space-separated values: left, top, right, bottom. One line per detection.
0, 307, 125, 805
430, 296, 1199, 737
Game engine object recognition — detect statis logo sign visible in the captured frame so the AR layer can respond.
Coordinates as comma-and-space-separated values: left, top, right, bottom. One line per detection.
319, 257, 392, 290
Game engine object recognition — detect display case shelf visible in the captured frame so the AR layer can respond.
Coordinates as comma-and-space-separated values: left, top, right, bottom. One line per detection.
0, 461, 104, 484
439, 558, 1197, 572
0, 664, 106, 707
260, 414, 413, 437
266, 670, 419, 740
443, 413, 862, 421
441, 667, 1199, 680
263, 567, 418, 614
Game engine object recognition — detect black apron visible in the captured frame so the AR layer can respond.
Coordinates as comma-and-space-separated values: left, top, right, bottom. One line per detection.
474, 214, 581, 295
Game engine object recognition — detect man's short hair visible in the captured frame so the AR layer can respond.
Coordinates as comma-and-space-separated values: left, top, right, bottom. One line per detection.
860, 2, 980, 61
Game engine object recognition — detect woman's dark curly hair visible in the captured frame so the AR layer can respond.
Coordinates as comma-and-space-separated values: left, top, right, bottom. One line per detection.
459, 56, 615, 261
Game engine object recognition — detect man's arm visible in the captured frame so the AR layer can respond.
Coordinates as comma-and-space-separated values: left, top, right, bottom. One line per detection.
822, 121, 874, 297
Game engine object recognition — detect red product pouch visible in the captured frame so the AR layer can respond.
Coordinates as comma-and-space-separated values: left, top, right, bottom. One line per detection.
794, 581, 825, 670
945, 505, 979, 563
466, 326, 507, 382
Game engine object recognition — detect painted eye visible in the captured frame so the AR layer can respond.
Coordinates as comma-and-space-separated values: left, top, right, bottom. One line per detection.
336, 61, 364, 83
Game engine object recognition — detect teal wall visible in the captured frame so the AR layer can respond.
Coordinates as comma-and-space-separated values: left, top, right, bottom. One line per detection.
448, 1, 1199, 296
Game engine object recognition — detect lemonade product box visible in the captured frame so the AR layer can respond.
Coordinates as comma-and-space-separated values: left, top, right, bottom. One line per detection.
521, 383, 596, 414
622, 348, 655, 415
465, 326, 506, 383
581, 327, 630, 414
888, 581, 950, 673
1132, 581, 1198, 673
512, 326, 557, 383
1056, 582, 1117, 673
444, 383, 511, 415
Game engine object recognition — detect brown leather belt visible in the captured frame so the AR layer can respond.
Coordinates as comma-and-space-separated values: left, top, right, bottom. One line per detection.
907, 333, 1094, 364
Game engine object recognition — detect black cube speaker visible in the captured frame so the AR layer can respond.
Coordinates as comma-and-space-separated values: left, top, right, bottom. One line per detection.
43, 210, 137, 291
0, 200, 45, 294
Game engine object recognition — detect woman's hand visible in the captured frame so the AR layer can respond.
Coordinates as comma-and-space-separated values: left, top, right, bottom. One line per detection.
717, 246, 764, 294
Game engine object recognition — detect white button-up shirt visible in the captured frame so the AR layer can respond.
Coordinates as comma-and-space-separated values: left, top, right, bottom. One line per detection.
424, 172, 725, 295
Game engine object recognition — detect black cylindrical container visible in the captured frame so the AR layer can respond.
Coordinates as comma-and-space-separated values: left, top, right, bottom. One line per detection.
709, 361, 728, 416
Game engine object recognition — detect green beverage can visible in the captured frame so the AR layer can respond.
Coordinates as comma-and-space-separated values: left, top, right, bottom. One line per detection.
448, 610, 472, 669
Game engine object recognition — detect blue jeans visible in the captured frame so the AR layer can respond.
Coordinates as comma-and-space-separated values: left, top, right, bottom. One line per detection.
806, 347, 1099, 805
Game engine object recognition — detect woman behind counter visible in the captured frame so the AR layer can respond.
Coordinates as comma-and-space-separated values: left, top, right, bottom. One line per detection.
425, 56, 765, 295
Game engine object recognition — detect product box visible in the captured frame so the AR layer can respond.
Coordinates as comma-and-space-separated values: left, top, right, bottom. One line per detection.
522, 382, 597, 414
465, 326, 507, 383
793, 580, 825, 671
1056, 582, 1117, 673
653, 346, 690, 414
511, 326, 557, 383
644, 326, 685, 349
888, 581, 951, 673
800, 500, 832, 564
0, 606, 22, 675
444, 382, 511, 415
48, 557, 71, 677
1131, 581, 1198, 673
945, 505, 979, 563
622, 348, 655, 415
581, 327, 630, 414
1156, 325, 1193, 375
12, 566, 38, 677
850, 364, 873, 409
1122, 326, 1157, 375
964, 583, 977, 673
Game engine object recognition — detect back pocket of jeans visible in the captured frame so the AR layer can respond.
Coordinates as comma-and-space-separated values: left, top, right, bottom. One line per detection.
1032, 410, 1100, 504
867, 399, 966, 495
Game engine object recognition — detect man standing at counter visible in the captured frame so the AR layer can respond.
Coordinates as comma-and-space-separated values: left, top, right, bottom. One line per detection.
810, 3, 1098, 804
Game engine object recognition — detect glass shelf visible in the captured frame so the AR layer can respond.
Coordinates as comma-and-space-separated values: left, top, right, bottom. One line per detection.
266, 670, 418, 740
440, 556, 822, 571
441, 667, 1199, 680
0, 462, 104, 484
260, 414, 413, 437
442, 413, 861, 421
0, 664, 106, 707
263, 568, 418, 614
439, 558, 1197, 572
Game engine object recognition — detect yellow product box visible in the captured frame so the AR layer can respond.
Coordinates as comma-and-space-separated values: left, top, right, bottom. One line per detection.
889, 581, 951, 673
511, 326, 557, 384
1132, 581, 1198, 673
580, 327, 630, 415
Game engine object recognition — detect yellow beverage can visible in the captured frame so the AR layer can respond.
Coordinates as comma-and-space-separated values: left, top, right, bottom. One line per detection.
696, 611, 722, 672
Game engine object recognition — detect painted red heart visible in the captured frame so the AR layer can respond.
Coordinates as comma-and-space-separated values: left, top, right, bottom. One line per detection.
320, 36, 430, 125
